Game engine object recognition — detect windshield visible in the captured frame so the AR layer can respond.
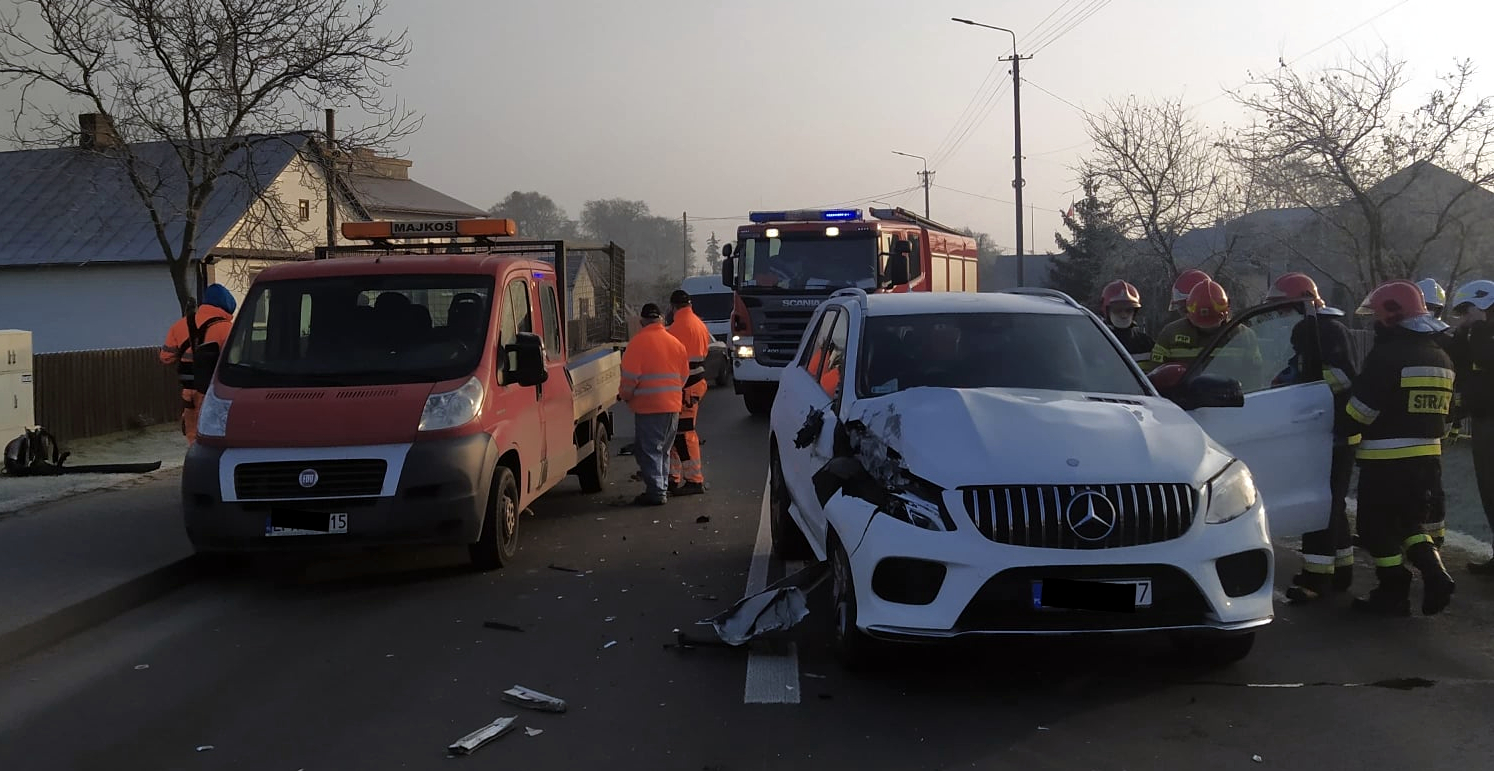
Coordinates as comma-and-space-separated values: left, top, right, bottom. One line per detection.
857, 312, 1147, 397
219, 274, 495, 388
690, 292, 734, 322
737, 233, 877, 292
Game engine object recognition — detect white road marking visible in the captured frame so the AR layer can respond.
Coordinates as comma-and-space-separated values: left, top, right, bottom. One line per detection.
743, 471, 801, 704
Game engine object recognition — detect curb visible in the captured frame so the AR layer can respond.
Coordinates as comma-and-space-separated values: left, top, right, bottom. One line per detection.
0, 555, 204, 668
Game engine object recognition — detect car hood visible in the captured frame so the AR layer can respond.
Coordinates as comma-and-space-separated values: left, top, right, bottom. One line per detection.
843, 387, 1232, 489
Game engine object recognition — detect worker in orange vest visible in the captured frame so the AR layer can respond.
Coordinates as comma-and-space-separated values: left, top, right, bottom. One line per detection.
666, 289, 713, 496
159, 284, 236, 444
620, 303, 690, 506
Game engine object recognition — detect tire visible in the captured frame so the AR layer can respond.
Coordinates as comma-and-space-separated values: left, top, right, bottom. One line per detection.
716, 362, 732, 388
470, 467, 519, 571
743, 385, 775, 416
1172, 631, 1256, 668
769, 441, 813, 560
830, 535, 881, 671
576, 422, 609, 494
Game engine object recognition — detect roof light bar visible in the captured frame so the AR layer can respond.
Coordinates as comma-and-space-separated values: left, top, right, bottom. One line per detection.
341, 218, 518, 240
748, 208, 863, 224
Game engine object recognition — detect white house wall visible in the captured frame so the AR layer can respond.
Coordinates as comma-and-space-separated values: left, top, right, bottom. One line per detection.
0, 264, 182, 353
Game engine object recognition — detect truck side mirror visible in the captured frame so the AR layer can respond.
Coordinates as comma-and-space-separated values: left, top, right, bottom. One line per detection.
507, 332, 549, 387
721, 254, 736, 289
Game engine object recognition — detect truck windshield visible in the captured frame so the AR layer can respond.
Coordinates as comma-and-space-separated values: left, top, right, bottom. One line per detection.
690, 292, 735, 322
218, 274, 496, 388
857, 313, 1147, 397
738, 233, 877, 292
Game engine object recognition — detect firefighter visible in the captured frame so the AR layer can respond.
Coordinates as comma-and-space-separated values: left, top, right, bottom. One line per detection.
1447, 279, 1494, 574
1147, 279, 1259, 375
619, 303, 690, 506
1268, 273, 1360, 602
1418, 278, 1448, 320
1100, 279, 1154, 363
1169, 268, 1213, 317
160, 284, 236, 445
1342, 279, 1456, 616
666, 289, 712, 496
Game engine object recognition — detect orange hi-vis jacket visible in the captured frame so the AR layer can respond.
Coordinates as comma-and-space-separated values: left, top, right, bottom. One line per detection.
160, 306, 234, 385
667, 306, 713, 387
621, 323, 690, 415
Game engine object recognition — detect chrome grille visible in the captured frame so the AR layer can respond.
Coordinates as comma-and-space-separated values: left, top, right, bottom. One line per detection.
960, 483, 1197, 549
750, 309, 816, 366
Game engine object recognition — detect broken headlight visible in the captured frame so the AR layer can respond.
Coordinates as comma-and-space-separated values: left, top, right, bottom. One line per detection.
880, 476, 956, 532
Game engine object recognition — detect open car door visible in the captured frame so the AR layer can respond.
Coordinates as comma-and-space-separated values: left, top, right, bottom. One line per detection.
1179, 299, 1334, 538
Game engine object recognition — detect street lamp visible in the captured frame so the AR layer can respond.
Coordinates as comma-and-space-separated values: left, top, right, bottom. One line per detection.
891, 150, 932, 218
952, 17, 1029, 285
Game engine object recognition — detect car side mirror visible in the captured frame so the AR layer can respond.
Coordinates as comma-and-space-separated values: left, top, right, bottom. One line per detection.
507, 331, 549, 387
1177, 373, 1244, 410
721, 252, 736, 289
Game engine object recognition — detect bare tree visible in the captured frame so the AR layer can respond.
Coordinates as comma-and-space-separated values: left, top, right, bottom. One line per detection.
1079, 96, 1228, 279
0, 0, 415, 313
1223, 51, 1494, 299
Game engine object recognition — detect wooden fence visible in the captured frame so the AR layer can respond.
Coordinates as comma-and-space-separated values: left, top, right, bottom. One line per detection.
33, 347, 182, 443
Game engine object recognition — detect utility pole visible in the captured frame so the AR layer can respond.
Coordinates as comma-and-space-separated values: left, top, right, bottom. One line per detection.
892, 150, 933, 218
682, 211, 689, 279
324, 108, 337, 255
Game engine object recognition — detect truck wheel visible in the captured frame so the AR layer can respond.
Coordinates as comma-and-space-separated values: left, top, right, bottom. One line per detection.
830, 534, 882, 671
577, 422, 610, 493
743, 385, 775, 416
715, 363, 731, 388
470, 467, 519, 571
769, 442, 812, 560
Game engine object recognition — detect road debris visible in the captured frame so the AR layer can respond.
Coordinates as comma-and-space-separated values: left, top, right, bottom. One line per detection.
605, 616, 617, 622
667, 628, 736, 650
1253, 755, 1263, 763
695, 515, 710, 524
548, 564, 581, 573
604, 640, 618, 649
482, 621, 525, 633
195, 746, 215, 753
134, 664, 150, 671
447, 716, 517, 756
703, 562, 830, 645
524, 727, 544, 738
502, 685, 568, 713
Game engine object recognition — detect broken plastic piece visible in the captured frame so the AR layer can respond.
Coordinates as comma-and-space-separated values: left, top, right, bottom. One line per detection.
604, 640, 618, 649
195, 745, 214, 753
502, 685, 568, 713
704, 562, 830, 645
447, 716, 517, 756
134, 664, 150, 671
524, 727, 544, 738
548, 564, 581, 573
483, 621, 524, 633
696, 515, 711, 524
1252, 755, 1263, 763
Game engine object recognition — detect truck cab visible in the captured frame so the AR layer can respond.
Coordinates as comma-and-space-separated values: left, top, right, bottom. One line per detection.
181, 219, 624, 570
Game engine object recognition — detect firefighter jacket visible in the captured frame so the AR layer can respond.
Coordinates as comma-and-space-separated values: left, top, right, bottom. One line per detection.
1342, 325, 1456, 460
1107, 323, 1155, 362
620, 322, 690, 415
160, 305, 234, 391
666, 306, 713, 388
1147, 318, 1262, 376
1284, 315, 1359, 444
1450, 320, 1494, 418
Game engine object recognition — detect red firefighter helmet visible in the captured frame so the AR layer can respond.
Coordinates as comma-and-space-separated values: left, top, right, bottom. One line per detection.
1266, 272, 1325, 308
1357, 280, 1428, 326
1186, 279, 1230, 329
1100, 280, 1142, 313
1171, 269, 1212, 310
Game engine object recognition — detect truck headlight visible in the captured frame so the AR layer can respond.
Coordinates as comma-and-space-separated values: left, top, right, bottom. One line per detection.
1205, 461, 1258, 524
733, 336, 756, 359
197, 386, 231, 438
419, 376, 484, 431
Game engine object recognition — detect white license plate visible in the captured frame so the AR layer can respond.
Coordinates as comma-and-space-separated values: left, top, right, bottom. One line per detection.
1032, 579, 1153, 610
266, 513, 348, 537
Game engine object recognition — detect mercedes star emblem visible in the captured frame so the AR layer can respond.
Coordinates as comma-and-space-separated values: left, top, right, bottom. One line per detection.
1065, 490, 1118, 542
298, 469, 320, 489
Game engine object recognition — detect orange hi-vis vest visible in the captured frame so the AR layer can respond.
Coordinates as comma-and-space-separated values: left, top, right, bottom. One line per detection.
621, 322, 690, 414
161, 306, 233, 389
667, 306, 713, 387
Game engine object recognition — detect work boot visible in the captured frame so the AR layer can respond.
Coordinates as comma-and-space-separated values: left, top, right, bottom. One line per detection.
1285, 571, 1329, 604
631, 493, 667, 507
1406, 542, 1456, 615
667, 479, 682, 495
1468, 557, 1494, 576
1352, 566, 1412, 617
1332, 565, 1354, 593
674, 481, 705, 497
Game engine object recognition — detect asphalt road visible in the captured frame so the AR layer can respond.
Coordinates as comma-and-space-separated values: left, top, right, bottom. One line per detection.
4, 387, 1494, 770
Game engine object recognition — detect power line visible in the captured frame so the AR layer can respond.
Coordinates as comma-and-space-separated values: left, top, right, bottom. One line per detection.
1030, 0, 1114, 54
932, 76, 1012, 170
1024, 78, 1097, 119
935, 183, 1016, 206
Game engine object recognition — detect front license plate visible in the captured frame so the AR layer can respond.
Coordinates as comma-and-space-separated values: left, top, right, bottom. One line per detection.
266, 512, 348, 537
1032, 579, 1153, 611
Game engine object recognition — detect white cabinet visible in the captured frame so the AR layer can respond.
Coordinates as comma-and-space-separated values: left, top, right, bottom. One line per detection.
0, 330, 34, 442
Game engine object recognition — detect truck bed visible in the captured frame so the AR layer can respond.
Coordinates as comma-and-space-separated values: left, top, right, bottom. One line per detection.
567, 346, 622, 424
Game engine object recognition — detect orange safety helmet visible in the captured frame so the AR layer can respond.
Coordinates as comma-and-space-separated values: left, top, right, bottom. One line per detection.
1171, 269, 1212, 310
1266, 272, 1325, 308
1100, 279, 1142, 313
1186, 279, 1230, 329
1357, 279, 1428, 326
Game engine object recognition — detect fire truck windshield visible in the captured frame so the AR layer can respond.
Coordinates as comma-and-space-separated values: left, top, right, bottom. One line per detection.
737, 233, 878, 292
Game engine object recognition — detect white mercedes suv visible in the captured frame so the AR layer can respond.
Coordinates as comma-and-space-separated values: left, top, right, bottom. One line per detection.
768, 288, 1340, 668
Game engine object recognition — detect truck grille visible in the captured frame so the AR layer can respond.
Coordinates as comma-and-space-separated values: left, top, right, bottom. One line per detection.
960, 483, 1197, 550
234, 459, 388, 500
751, 308, 817, 366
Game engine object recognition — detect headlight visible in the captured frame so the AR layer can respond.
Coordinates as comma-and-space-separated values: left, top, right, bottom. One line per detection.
197, 386, 231, 438
1205, 461, 1259, 524
419, 376, 484, 431
879, 477, 955, 532
734, 336, 756, 359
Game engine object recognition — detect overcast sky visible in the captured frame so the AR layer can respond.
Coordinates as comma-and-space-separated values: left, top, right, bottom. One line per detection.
5, 0, 1493, 254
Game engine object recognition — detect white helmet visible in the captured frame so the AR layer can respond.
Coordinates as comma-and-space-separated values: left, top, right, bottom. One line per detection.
1418, 278, 1447, 312
1451, 279, 1494, 312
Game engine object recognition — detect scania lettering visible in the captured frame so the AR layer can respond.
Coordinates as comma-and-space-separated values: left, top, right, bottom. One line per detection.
719, 207, 979, 416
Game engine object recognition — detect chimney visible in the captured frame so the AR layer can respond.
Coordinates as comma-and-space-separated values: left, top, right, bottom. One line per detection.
78, 113, 121, 150
342, 147, 412, 180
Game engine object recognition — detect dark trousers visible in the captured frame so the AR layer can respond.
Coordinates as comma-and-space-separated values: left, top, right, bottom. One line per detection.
1474, 416, 1494, 536
1357, 456, 1441, 570
1301, 443, 1356, 573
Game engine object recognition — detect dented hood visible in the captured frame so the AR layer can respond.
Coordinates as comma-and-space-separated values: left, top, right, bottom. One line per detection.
845, 388, 1229, 489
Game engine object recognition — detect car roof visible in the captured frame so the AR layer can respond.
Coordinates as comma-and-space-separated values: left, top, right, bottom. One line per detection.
850, 291, 1086, 317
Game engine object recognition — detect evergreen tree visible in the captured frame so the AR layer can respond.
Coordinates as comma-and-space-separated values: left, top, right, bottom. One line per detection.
704, 232, 723, 276
1051, 178, 1124, 310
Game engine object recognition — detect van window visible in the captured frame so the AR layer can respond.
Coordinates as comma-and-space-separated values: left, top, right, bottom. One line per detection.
690, 292, 735, 322
539, 283, 563, 359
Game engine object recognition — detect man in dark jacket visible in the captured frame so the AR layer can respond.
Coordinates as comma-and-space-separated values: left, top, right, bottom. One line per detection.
1099, 279, 1154, 364
1448, 280, 1494, 574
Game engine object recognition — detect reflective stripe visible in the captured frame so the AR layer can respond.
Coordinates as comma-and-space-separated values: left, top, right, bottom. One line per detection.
1303, 554, 1335, 566
1303, 562, 1336, 575
620, 368, 642, 380
1130, 351, 1150, 362
1347, 434, 1362, 446
1357, 438, 1441, 460
1403, 534, 1434, 549
1324, 367, 1351, 393
636, 372, 681, 381
1335, 549, 1355, 567
635, 385, 684, 396
1347, 397, 1379, 424
1375, 554, 1405, 568
1401, 366, 1455, 390
1402, 366, 1455, 379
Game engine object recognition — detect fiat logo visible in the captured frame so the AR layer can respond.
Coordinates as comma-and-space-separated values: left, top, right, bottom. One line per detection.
298, 469, 320, 488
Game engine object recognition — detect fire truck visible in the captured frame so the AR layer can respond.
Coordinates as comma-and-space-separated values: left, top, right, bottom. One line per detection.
719, 207, 979, 415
